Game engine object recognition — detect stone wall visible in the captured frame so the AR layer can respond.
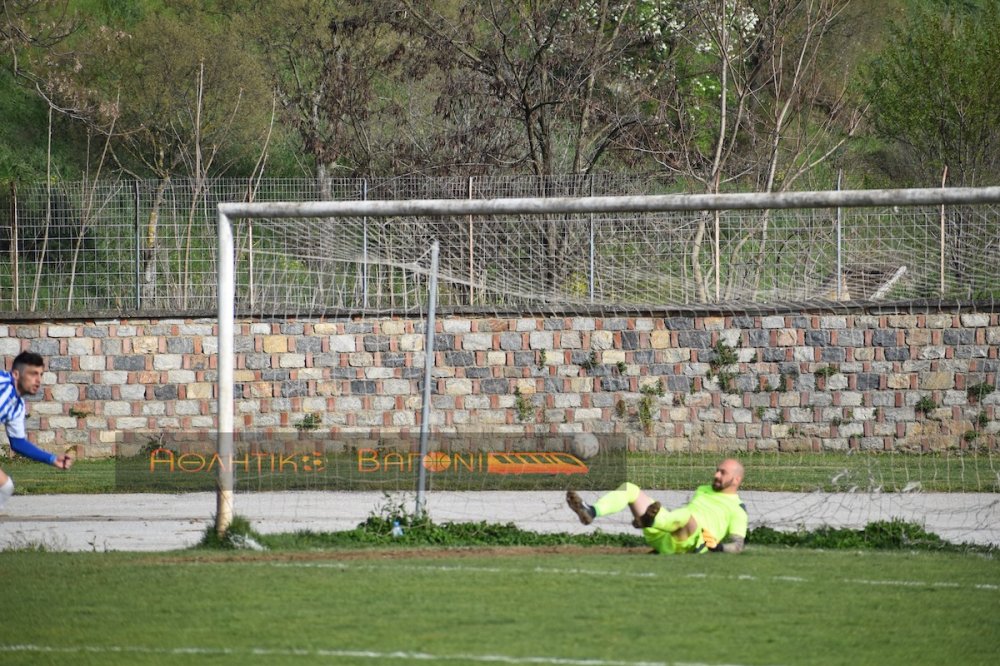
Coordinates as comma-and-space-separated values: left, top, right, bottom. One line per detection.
1, 311, 997, 458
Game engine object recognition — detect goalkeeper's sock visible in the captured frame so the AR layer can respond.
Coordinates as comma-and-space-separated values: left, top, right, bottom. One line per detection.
0, 477, 14, 509
593, 482, 641, 517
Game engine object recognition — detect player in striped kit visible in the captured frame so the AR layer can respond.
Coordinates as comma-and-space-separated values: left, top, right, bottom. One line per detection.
1, 352, 73, 508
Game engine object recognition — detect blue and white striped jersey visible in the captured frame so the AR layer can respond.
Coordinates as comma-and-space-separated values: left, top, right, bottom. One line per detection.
0, 369, 27, 439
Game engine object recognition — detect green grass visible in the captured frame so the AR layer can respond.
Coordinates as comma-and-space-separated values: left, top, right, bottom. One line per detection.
1, 545, 997, 666
8, 448, 999, 495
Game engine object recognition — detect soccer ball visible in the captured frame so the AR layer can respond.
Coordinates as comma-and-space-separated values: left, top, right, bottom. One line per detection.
569, 432, 600, 460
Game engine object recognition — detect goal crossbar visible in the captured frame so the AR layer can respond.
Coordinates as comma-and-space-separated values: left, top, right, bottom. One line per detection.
219, 185, 1000, 220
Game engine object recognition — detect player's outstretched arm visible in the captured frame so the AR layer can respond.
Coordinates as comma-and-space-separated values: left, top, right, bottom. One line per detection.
9, 435, 57, 465
710, 535, 745, 554
9, 436, 72, 469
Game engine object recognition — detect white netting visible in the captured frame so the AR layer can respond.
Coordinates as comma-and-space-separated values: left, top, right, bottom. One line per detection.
230, 205, 1000, 315
205, 191, 1000, 546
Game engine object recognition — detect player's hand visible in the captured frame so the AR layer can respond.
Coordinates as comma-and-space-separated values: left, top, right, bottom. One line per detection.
54, 453, 74, 470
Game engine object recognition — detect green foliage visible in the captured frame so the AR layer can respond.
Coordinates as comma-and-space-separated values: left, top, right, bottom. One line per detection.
749, 519, 994, 554
0, 0, 992, 193
514, 387, 536, 422
711, 338, 739, 367
294, 413, 322, 431
815, 365, 838, 379
915, 395, 937, 416
638, 379, 665, 430
967, 382, 995, 404
258, 498, 987, 554
640, 379, 665, 398
707, 339, 739, 393
0, 69, 90, 183
197, 514, 266, 550
777, 370, 798, 393
864, 1, 1000, 185
615, 399, 627, 419
264, 495, 645, 550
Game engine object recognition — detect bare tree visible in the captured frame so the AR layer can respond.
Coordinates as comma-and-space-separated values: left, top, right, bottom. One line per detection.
16, 9, 279, 309
392, 1, 686, 291
395, 0, 679, 178
646, 0, 859, 301
1, 0, 77, 94
241, 1, 406, 193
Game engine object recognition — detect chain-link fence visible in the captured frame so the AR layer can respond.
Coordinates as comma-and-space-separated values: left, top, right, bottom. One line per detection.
2, 176, 998, 316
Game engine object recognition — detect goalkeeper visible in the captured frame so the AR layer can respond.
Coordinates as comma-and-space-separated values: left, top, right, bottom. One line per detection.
567, 458, 746, 554
1, 352, 74, 509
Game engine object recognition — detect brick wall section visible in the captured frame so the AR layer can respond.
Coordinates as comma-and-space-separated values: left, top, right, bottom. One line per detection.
1, 312, 997, 458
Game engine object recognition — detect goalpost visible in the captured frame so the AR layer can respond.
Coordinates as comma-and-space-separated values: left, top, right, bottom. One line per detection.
214, 186, 1000, 539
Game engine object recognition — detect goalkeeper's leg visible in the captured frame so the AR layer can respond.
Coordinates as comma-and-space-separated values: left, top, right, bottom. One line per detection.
567, 482, 659, 526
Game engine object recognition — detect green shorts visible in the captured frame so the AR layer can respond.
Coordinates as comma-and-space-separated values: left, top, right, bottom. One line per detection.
642, 527, 708, 554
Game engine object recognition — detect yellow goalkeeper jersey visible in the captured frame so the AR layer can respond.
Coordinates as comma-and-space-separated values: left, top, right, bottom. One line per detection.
687, 484, 748, 549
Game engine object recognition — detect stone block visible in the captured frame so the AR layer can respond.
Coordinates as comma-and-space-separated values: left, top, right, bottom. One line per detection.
187, 383, 213, 399
329, 335, 357, 352
279, 354, 306, 368
920, 372, 953, 390
529, 331, 554, 349
591, 330, 614, 350
379, 320, 406, 335
262, 336, 288, 353
960, 314, 990, 327
348, 352, 374, 367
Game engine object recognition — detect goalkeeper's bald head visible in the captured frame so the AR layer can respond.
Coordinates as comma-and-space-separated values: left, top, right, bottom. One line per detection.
712, 458, 744, 493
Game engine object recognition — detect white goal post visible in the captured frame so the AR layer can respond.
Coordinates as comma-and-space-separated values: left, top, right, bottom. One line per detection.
214, 185, 1000, 536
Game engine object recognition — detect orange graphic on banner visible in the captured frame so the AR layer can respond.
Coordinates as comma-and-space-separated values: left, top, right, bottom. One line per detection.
356, 449, 588, 475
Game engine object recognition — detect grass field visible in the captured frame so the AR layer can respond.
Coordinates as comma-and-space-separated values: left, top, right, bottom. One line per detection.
2, 544, 998, 666
4, 448, 998, 664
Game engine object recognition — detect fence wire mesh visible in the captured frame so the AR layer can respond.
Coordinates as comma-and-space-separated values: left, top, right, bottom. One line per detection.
2, 177, 998, 316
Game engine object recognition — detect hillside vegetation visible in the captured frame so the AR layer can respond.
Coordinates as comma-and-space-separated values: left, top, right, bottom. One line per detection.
1, 0, 998, 191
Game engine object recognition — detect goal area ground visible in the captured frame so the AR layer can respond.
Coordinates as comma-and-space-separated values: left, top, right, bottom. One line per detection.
2, 489, 997, 552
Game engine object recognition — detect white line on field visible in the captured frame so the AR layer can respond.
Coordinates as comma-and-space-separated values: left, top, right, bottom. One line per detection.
206, 560, 999, 592
259, 561, 659, 578
0, 643, 766, 666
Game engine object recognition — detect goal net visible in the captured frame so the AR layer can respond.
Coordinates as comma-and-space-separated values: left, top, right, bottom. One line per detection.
198, 187, 1000, 546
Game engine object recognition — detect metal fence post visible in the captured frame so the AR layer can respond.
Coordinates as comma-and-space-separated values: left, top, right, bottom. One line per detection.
713, 173, 721, 303
134, 180, 142, 311
9, 182, 18, 311
362, 179, 369, 308
940, 166, 948, 295
468, 176, 475, 306
836, 171, 843, 301
589, 175, 595, 302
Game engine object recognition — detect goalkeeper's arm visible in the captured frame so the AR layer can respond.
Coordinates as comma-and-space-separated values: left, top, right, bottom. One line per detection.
709, 535, 745, 554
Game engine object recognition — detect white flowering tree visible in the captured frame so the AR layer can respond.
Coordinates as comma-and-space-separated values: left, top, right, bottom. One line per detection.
637, 0, 858, 300
388, 1, 854, 298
